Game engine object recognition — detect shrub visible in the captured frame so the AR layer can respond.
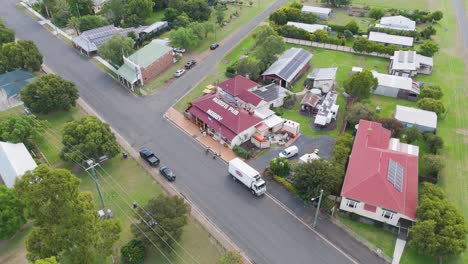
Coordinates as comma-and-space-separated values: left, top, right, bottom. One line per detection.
271, 107, 285, 116
368, 26, 420, 38
269, 157, 291, 177
417, 98, 445, 115
121, 239, 145, 264
424, 133, 444, 154
405, 126, 422, 144
349, 212, 359, 221
272, 175, 297, 194
368, 8, 385, 19
418, 85, 443, 100
233, 145, 251, 159
421, 154, 445, 183
219, 251, 242, 264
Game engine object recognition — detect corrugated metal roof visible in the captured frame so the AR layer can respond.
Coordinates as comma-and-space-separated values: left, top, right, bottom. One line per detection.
142, 21, 168, 34
126, 40, 172, 68
368, 32, 414, 47
117, 63, 138, 83
395, 105, 437, 129
377, 15, 416, 31
307, 67, 337, 80
286, 22, 329, 33
0, 70, 35, 97
262, 48, 312, 83
301, 5, 331, 15
0, 141, 37, 188
372, 70, 414, 92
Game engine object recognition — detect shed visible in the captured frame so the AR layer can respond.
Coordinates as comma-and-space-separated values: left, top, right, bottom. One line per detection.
262, 48, 312, 88
286, 22, 330, 33
300, 92, 321, 113
368, 32, 414, 47
301, 5, 332, 20
376, 16, 416, 31
371, 71, 419, 100
0, 141, 37, 188
394, 105, 437, 133
307, 67, 337, 93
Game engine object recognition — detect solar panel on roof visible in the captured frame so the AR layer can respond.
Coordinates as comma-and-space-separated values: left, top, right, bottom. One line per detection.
398, 51, 404, 63
278, 50, 310, 80
407, 51, 414, 63
388, 159, 404, 192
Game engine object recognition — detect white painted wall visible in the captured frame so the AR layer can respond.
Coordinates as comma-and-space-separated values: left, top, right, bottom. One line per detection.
339, 197, 414, 227
230, 125, 259, 147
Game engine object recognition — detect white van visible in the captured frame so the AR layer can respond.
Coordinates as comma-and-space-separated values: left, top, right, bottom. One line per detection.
279, 145, 299, 159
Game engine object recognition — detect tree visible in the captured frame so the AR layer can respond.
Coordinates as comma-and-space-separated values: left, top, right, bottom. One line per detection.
421, 26, 436, 39
173, 13, 191, 29
347, 103, 376, 126
67, 0, 94, 17
169, 28, 200, 50
405, 126, 421, 144
417, 98, 445, 115
253, 26, 278, 47
344, 70, 378, 100
344, 20, 359, 34
419, 41, 439, 56
320, 0, 351, 7
343, 29, 353, 39
52, 0, 71, 27
35, 256, 59, 264
254, 35, 285, 70
183, 0, 212, 21
163, 8, 180, 22
216, 10, 225, 25
352, 36, 369, 52
98, 35, 135, 66
101, 0, 126, 26
430, 11, 443, 21
289, 1, 303, 9
379, 118, 404, 137
0, 40, 43, 73
421, 154, 444, 181
368, 8, 385, 19
67, 16, 81, 35
126, 0, 154, 19
269, 8, 287, 25
0, 115, 47, 145
293, 159, 341, 200
21, 74, 79, 114
235, 58, 261, 80
0, 186, 25, 239
269, 157, 291, 177
408, 183, 466, 260
78, 15, 108, 32
418, 85, 443, 100
132, 195, 190, 249
219, 251, 242, 264
0, 19, 15, 46
121, 239, 146, 264
61, 116, 120, 162
424, 133, 444, 154
15, 165, 121, 263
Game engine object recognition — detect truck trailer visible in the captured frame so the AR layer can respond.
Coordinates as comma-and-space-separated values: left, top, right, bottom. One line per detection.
228, 158, 266, 196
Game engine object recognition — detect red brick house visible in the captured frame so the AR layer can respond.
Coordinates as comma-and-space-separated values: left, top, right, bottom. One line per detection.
117, 40, 173, 90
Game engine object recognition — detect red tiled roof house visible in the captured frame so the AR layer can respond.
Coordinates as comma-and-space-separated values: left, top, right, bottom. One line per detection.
339, 120, 419, 227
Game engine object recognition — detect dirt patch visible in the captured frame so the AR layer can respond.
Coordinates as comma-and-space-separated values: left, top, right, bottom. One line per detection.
455, 129, 468, 135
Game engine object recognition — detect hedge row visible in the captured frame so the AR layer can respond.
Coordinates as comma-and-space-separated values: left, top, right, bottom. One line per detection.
353, 36, 411, 55
233, 145, 252, 159
276, 25, 346, 46
367, 26, 421, 38
272, 175, 297, 194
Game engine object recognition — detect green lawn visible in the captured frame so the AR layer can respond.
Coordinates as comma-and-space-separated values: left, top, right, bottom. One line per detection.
350, 0, 429, 9
142, 57, 190, 93
145, 10, 165, 25
363, 95, 417, 118
174, 73, 222, 112
330, 9, 374, 31
337, 215, 396, 258
0, 105, 24, 120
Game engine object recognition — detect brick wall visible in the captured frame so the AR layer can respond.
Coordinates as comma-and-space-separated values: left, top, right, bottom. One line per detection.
140, 51, 174, 82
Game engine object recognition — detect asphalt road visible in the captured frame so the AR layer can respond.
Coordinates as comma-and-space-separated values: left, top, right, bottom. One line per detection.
453, 0, 468, 50
1, 1, 386, 263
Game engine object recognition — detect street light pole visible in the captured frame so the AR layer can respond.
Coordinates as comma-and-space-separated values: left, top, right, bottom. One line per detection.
312, 189, 324, 228
85, 159, 105, 208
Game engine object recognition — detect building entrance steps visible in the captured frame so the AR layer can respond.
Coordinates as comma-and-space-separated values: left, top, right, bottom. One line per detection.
165, 107, 237, 162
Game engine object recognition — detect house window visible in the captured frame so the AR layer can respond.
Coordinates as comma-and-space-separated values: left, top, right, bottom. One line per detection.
381, 210, 394, 220
346, 199, 358, 208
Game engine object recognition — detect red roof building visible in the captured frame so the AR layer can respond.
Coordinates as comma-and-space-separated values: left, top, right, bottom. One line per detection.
339, 120, 419, 227
186, 94, 262, 147
218, 75, 259, 96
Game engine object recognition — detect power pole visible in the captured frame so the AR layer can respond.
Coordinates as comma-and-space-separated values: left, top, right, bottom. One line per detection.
312, 189, 324, 228
85, 159, 105, 208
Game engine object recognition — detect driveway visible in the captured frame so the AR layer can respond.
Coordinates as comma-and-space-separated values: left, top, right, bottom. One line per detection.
0, 1, 386, 263
248, 135, 336, 172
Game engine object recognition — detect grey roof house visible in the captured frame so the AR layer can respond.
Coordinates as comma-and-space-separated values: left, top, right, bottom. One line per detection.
376, 16, 416, 31
394, 105, 437, 133
250, 83, 290, 108
262, 48, 312, 88
286, 22, 330, 33
0, 70, 35, 111
389, 50, 433, 77
368, 32, 414, 47
301, 5, 332, 20
307, 67, 337, 93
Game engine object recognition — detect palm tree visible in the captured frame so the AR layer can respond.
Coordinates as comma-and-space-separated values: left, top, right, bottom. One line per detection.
68, 17, 81, 35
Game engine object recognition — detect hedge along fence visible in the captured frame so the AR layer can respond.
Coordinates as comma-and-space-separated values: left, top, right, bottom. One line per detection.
283, 37, 392, 58
272, 175, 298, 194
276, 25, 346, 46
367, 26, 421, 38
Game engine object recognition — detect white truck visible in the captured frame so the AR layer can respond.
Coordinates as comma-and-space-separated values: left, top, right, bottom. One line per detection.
228, 158, 266, 196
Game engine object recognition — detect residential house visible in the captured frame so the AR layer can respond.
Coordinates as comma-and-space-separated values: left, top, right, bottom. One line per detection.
301, 5, 332, 20
117, 40, 174, 90
394, 105, 437, 133
389, 50, 433, 77
0, 141, 37, 188
0, 70, 35, 111
307, 67, 338, 93
314, 91, 339, 126
72, 25, 141, 56
376, 15, 416, 31
262, 48, 313, 88
340, 120, 419, 227
368, 32, 414, 47
286, 22, 330, 33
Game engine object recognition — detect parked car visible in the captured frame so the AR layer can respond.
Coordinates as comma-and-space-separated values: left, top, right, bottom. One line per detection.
139, 148, 160, 166
174, 69, 185, 77
173, 48, 186, 53
279, 145, 299, 159
159, 166, 176, 181
210, 43, 219, 50
185, 60, 196, 69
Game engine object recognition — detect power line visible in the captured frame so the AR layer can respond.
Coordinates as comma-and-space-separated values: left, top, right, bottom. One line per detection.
40, 128, 198, 264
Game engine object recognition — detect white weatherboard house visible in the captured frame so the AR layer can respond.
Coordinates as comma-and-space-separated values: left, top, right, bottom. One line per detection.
376, 15, 416, 31
389, 50, 434, 77
0, 141, 37, 188
394, 105, 437, 133
368, 32, 414, 47
301, 5, 332, 20
286, 22, 330, 33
